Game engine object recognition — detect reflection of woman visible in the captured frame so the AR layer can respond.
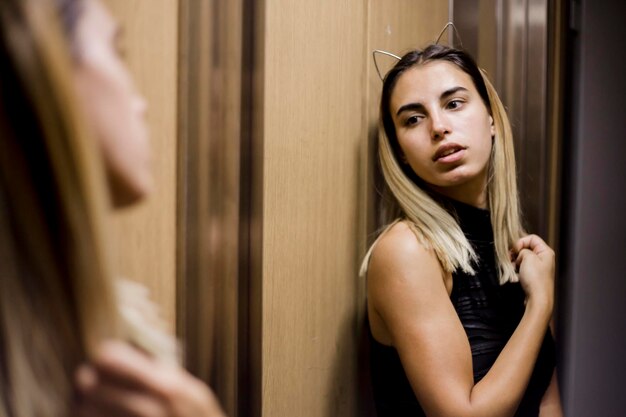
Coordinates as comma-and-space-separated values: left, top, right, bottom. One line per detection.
0, 0, 224, 416
364, 45, 562, 416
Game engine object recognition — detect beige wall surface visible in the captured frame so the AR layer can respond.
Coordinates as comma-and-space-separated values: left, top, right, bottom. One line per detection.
259, 1, 448, 416
105, 0, 179, 329
261, 1, 367, 415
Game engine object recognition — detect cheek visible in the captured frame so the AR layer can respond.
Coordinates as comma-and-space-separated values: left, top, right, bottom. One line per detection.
397, 136, 434, 179
76, 61, 145, 149
458, 112, 493, 149
76, 63, 126, 132
474, 127, 495, 171
74, 63, 152, 204
397, 129, 428, 158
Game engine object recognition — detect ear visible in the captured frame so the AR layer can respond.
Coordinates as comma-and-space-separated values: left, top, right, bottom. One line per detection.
489, 116, 495, 137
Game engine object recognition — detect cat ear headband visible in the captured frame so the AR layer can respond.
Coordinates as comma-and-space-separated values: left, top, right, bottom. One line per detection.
372, 21, 464, 82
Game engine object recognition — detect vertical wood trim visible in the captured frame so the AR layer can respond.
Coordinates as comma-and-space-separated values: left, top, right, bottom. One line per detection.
177, 0, 215, 383
546, 0, 567, 248
358, 3, 375, 416
176, 0, 190, 357
248, 0, 266, 410
240, 0, 264, 415
177, 0, 245, 415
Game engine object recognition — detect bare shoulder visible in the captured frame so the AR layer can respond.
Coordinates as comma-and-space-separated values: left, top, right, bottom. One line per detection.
367, 220, 455, 347
369, 221, 442, 287
368, 221, 447, 310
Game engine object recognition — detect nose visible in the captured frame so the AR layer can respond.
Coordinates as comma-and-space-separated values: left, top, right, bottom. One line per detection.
430, 109, 450, 141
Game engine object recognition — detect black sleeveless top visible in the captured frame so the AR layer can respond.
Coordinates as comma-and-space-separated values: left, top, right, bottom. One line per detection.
369, 199, 555, 417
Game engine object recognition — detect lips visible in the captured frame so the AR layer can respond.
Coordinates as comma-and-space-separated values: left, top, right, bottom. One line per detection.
433, 143, 466, 161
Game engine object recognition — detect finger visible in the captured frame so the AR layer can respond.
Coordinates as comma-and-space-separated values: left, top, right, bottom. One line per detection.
512, 235, 538, 253
87, 341, 223, 416
77, 359, 141, 393
513, 234, 549, 255
73, 396, 150, 417
90, 341, 177, 397
77, 377, 166, 417
515, 248, 533, 269
75, 364, 98, 392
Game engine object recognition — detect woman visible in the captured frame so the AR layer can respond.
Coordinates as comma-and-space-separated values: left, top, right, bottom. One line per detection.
364, 45, 562, 416
0, 0, 225, 416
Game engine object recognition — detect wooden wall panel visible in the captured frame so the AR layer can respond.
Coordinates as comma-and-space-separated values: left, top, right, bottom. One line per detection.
261, 2, 367, 416
105, 0, 179, 329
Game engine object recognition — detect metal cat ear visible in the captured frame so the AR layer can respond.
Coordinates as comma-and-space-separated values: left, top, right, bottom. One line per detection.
435, 21, 464, 48
372, 22, 463, 82
372, 49, 401, 82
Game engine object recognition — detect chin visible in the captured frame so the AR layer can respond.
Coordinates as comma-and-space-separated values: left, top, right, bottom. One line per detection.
111, 190, 145, 208
109, 175, 153, 208
441, 165, 483, 184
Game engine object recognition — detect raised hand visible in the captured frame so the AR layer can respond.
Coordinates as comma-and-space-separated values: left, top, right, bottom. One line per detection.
74, 341, 226, 417
512, 234, 555, 311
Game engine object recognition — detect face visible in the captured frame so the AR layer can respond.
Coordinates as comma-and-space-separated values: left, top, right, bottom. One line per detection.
73, 0, 151, 207
389, 61, 495, 206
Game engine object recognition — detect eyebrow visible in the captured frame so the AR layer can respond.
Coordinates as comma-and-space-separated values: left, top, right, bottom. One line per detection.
395, 86, 470, 116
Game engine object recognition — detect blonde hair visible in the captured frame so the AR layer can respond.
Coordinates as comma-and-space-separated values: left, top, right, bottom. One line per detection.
0, 1, 172, 416
362, 45, 524, 285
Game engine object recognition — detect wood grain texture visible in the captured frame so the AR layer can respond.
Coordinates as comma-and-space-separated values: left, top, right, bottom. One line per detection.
261, 2, 367, 416
105, 0, 178, 330
478, 0, 499, 80
177, 0, 246, 415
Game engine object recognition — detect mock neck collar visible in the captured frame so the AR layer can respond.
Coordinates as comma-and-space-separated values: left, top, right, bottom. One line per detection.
438, 195, 493, 243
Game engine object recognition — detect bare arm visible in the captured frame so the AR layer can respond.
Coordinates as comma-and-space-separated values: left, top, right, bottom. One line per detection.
538, 304, 563, 416
539, 370, 563, 417
368, 224, 554, 417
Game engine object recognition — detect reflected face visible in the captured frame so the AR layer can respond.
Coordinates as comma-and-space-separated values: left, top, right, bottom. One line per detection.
73, 0, 151, 207
390, 61, 495, 204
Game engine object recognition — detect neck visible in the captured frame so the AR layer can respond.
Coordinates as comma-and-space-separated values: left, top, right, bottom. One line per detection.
428, 171, 488, 209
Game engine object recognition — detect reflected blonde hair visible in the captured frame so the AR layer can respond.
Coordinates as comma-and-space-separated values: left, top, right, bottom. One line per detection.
0, 1, 172, 416
362, 45, 524, 285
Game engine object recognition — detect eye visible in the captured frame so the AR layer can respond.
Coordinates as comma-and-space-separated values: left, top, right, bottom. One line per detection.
447, 99, 464, 110
404, 114, 423, 127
